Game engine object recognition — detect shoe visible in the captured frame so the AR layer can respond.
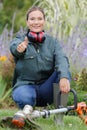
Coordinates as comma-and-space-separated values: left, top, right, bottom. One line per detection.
12, 105, 33, 128
12, 115, 25, 128
23, 105, 33, 115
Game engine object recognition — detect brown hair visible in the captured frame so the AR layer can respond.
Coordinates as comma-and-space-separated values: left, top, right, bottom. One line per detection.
26, 6, 45, 20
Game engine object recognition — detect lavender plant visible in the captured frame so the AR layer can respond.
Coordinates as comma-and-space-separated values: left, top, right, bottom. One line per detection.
0, 26, 13, 56
62, 20, 87, 72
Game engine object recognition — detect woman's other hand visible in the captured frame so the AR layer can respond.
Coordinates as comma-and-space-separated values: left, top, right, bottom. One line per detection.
59, 78, 70, 93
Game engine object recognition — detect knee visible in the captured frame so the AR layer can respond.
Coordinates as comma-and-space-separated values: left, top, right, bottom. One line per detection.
21, 93, 36, 106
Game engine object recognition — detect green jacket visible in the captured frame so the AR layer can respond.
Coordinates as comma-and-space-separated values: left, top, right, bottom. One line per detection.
10, 33, 70, 89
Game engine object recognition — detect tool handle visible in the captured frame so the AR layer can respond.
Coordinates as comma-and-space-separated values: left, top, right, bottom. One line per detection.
57, 89, 77, 111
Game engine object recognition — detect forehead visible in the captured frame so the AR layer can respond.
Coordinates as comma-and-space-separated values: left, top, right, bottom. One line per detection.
28, 10, 44, 18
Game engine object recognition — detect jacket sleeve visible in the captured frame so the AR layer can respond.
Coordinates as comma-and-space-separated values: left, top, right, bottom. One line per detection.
54, 39, 70, 80
10, 35, 25, 58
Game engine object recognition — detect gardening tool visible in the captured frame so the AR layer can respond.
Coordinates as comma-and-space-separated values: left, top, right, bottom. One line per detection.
30, 89, 77, 119
75, 102, 87, 125
0, 89, 77, 130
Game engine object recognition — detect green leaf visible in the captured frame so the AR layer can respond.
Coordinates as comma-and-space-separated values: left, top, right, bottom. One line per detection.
0, 88, 12, 102
0, 76, 7, 98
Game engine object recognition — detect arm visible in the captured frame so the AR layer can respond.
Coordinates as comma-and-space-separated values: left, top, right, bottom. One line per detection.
54, 39, 71, 93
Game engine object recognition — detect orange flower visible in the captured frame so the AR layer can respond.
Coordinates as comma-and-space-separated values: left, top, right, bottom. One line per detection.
0, 56, 7, 61
85, 116, 87, 125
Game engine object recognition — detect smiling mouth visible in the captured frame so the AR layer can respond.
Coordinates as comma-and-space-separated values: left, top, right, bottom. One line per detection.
33, 26, 40, 28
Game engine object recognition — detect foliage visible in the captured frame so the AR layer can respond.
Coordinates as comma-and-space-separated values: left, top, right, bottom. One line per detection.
0, 75, 12, 107
67, 90, 87, 106
0, 25, 18, 107
75, 68, 87, 91
34, 0, 87, 40
62, 20, 87, 71
0, 54, 15, 83
67, 71, 87, 105
0, 54, 14, 107
70, 69, 87, 104
0, 75, 7, 99
0, 0, 35, 33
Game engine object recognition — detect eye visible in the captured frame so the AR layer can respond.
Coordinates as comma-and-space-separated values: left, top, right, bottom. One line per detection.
38, 17, 43, 20
29, 17, 35, 20
28, 17, 44, 21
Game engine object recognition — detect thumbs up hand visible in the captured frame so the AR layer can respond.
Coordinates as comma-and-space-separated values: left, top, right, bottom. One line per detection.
17, 37, 28, 53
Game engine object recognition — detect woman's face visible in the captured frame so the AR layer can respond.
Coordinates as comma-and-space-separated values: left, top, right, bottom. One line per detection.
27, 10, 45, 33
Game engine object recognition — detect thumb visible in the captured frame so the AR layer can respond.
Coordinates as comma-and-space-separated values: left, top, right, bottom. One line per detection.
24, 36, 28, 45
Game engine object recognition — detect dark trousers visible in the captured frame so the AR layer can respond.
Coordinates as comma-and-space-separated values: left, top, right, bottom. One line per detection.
12, 71, 59, 109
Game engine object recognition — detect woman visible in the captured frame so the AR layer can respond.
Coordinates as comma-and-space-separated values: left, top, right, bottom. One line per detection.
10, 6, 71, 128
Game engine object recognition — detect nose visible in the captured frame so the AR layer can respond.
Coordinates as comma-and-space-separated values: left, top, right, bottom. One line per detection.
34, 19, 39, 24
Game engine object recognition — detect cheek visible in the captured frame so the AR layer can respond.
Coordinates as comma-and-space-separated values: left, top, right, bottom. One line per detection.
27, 21, 32, 27
26, 21, 29, 27
42, 21, 45, 27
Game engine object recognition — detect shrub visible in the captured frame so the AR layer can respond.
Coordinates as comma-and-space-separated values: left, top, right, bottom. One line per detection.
75, 68, 87, 91
0, 54, 15, 87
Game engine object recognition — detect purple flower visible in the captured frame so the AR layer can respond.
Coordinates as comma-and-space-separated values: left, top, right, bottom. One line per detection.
83, 49, 87, 57
82, 38, 87, 44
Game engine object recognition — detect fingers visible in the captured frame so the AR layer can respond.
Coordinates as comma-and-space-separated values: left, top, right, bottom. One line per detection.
17, 44, 26, 52
59, 78, 70, 93
60, 86, 70, 93
17, 37, 28, 53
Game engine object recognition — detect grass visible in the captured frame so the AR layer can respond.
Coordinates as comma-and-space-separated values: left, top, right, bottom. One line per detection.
0, 108, 87, 130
